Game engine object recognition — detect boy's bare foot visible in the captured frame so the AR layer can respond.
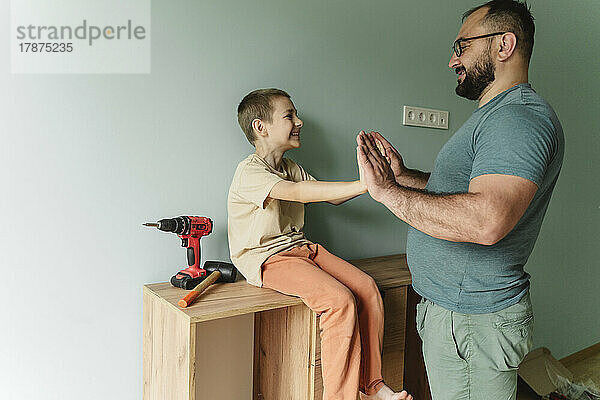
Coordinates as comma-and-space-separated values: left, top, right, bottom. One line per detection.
359, 384, 413, 400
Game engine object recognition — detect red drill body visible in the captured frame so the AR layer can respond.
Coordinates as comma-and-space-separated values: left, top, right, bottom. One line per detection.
144, 216, 213, 289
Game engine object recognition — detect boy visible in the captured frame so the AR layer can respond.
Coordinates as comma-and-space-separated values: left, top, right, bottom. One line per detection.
227, 88, 412, 400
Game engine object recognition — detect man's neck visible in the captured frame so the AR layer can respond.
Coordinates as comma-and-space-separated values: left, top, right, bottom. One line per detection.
478, 70, 529, 107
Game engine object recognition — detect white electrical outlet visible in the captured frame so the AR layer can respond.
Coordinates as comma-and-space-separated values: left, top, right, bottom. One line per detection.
403, 105, 449, 130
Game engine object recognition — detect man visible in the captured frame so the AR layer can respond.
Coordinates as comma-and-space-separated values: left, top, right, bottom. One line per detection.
356, 1, 564, 399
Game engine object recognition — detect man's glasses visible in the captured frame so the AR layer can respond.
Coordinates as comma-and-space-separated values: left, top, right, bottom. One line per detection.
452, 32, 508, 57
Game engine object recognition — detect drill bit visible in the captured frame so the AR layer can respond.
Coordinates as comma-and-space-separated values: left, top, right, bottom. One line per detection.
143, 222, 159, 228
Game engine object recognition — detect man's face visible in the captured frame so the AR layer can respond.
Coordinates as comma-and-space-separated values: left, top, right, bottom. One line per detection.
263, 96, 303, 151
449, 8, 497, 101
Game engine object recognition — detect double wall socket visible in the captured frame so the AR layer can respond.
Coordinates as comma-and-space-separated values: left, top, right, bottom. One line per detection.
403, 105, 449, 130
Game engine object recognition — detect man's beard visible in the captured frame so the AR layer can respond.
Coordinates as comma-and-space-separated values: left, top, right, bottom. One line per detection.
455, 51, 495, 100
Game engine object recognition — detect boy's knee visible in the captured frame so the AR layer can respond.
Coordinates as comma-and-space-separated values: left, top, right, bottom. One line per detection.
362, 275, 383, 304
365, 275, 379, 293
329, 286, 357, 315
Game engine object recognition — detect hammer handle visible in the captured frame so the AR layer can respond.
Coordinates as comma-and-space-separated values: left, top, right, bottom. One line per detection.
178, 271, 221, 308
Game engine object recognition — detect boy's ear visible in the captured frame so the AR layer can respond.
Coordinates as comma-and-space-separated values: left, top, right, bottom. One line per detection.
251, 118, 268, 138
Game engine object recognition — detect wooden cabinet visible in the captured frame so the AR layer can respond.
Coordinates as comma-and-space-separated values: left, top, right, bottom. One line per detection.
143, 254, 429, 399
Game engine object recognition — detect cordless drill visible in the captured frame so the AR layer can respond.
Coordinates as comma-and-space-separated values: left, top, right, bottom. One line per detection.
143, 216, 213, 289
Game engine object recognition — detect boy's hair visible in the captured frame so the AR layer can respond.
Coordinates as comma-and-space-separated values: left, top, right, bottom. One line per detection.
237, 88, 291, 145
463, 0, 535, 63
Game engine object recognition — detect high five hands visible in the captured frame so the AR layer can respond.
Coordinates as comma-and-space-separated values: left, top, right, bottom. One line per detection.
356, 131, 406, 202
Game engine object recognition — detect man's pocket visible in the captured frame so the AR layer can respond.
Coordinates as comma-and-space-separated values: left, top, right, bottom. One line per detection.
489, 303, 534, 370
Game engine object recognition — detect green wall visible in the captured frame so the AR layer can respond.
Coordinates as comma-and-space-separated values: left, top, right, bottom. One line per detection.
1, 0, 598, 398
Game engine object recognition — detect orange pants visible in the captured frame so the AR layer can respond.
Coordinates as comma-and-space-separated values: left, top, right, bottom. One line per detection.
261, 243, 385, 400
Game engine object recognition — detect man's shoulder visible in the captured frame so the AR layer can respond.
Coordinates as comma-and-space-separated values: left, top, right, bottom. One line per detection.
485, 85, 554, 121
475, 103, 558, 150
480, 94, 555, 133
472, 87, 562, 164
483, 103, 536, 122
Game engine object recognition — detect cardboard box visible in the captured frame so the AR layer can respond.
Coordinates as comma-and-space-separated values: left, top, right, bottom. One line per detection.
518, 347, 574, 396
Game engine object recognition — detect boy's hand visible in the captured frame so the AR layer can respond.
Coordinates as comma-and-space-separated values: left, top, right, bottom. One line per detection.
369, 131, 407, 183
357, 145, 368, 192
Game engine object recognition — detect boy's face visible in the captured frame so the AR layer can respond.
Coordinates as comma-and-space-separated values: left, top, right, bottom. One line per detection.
261, 96, 303, 151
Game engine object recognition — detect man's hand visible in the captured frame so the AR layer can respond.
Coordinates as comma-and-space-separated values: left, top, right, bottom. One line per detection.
369, 131, 431, 190
370, 131, 407, 183
356, 131, 397, 202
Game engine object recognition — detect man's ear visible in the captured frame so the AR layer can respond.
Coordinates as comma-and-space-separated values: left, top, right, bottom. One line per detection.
252, 118, 268, 138
497, 32, 518, 61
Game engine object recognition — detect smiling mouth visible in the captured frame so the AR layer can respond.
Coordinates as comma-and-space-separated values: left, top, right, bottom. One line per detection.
456, 68, 466, 81
290, 131, 301, 139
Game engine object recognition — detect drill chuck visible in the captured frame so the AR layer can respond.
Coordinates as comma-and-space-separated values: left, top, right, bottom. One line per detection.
143, 217, 190, 234
156, 217, 189, 234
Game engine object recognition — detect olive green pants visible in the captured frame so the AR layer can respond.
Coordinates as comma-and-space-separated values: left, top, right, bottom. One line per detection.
416, 293, 534, 400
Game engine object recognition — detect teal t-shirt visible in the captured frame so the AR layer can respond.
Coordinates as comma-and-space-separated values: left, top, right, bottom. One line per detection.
406, 83, 564, 314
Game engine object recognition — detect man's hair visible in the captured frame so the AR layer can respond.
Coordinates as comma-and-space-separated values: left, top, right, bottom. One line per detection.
237, 88, 291, 145
463, 0, 535, 63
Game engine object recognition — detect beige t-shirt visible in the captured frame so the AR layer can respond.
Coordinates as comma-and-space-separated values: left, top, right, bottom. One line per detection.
227, 154, 316, 287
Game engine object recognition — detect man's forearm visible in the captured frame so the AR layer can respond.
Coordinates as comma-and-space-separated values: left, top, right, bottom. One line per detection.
379, 184, 492, 244
397, 168, 430, 190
